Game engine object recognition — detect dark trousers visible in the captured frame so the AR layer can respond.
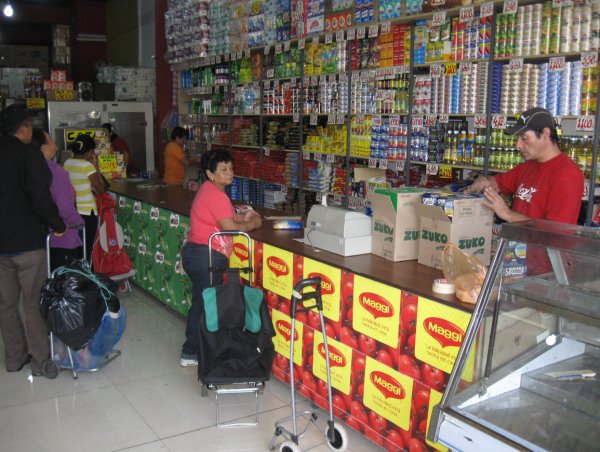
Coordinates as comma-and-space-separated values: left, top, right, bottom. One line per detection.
180, 242, 227, 358
0, 249, 49, 372
80, 212, 98, 265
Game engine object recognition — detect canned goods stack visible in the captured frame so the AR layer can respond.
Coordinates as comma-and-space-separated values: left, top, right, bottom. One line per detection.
546, 65, 560, 115
164, 0, 211, 63
209, 0, 229, 56
450, 71, 461, 114
370, 122, 390, 159
460, 65, 478, 114
558, 62, 571, 116
593, 2, 600, 50
581, 64, 599, 115
412, 76, 432, 116
569, 62, 583, 115
410, 128, 429, 162
476, 62, 489, 114
350, 116, 372, 158
388, 121, 408, 160
538, 63, 548, 110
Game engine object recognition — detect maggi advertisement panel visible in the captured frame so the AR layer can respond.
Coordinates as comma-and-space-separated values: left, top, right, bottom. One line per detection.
303, 258, 341, 322
263, 244, 294, 299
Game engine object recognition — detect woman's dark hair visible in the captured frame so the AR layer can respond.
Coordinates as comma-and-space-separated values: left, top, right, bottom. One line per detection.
71, 132, 96, 155
102, 123, 117, 142
31, 127, 48, 150
171, 126, 188, 140
201, 149, 233, 174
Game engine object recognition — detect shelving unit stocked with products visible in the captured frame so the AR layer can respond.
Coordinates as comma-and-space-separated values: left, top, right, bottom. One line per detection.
167, 0, 600, 225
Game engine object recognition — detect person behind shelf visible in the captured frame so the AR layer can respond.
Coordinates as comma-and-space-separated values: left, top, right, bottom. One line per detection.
466, 107, 584, 225
102, 122, 138, 177
32, 127, 84, 270
163, 126, 199, 185
179, 149, 262, 367
0, 104, 66, 376
63, 133, 107, 265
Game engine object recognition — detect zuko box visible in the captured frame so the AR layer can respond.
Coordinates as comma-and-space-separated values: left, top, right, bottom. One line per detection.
368, 187, 430, 262
417, 193, 494, 269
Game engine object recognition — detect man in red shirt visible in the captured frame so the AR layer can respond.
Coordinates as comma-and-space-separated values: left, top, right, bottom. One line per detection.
466, 107, 584, 225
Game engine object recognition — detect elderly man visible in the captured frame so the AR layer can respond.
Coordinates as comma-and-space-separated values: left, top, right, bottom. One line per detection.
0, 105, 66, 376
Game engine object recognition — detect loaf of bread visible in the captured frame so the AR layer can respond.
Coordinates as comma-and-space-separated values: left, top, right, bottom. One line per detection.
455, 270, 486, 304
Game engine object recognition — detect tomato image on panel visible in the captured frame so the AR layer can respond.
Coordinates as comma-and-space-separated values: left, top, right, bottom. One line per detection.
415, 298, 475, 382
352, 275, 402, 349
363, 356, 413, 431
312, 331, 353, 395
271, 308, 304, 367
262, 244, 294, 298
302, 257, 342, 322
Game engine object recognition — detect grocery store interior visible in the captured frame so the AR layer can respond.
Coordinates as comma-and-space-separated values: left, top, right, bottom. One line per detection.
1, 0, 600, 451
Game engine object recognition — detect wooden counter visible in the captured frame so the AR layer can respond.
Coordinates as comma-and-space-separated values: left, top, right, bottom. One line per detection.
109, 178, 470, 312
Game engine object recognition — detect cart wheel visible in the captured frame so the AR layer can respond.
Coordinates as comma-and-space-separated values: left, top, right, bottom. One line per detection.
200, 384, 208, 397
279, 441, 301, 452
325, 423, 348, 451
41, 359, 59, 379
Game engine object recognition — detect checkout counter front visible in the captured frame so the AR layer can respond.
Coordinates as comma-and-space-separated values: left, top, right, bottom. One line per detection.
110, 179, 473, 452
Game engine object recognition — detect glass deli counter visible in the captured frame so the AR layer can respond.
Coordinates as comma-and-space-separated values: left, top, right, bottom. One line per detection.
428, 220, 600, 451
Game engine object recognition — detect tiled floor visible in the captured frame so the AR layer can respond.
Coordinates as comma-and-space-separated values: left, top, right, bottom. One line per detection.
0, 287, 384, 452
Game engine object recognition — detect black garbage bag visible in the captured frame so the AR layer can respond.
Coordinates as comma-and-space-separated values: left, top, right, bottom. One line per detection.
40, 260, 119, 351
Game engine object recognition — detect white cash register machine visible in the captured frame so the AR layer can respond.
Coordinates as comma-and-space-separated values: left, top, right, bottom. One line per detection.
304, 204, 372, 256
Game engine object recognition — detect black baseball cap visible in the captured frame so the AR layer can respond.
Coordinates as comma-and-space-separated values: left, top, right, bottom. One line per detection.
506, 107, 557, 135
0, 104, 35, 133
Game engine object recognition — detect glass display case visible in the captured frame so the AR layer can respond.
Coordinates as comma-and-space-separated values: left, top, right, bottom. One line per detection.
428, 220, 600, 451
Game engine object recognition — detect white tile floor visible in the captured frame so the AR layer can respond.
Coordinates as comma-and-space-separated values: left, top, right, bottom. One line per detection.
0, 287, 385, 452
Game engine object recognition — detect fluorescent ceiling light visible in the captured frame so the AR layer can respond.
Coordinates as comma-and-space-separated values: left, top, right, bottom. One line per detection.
3, 2, 13, 18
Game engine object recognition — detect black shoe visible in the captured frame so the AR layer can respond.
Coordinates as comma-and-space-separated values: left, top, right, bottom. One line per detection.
7, 355, 31, 372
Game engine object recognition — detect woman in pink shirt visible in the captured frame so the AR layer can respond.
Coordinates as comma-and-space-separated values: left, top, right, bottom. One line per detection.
180, 149, 262, 367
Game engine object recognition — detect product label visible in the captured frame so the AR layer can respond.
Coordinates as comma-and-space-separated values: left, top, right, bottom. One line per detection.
363, 357, 413, 429
272, 308, 304, 366
263, 244, 294, 298
303, 259, 342, 322
415, 298, 474, 380
229, 236, 252, 281
353, 275, 401, 348
312, 331, 352, 395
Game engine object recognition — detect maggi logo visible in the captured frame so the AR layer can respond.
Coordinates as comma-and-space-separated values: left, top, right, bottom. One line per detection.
308, 272, 335, 295
276, 319, 298, 342
317, 342, 346, 368
424, 317, 464, 348
359, 292, 394, 319
267, 256, 289, 277
371, 371, 405, 400
233, 243, 249, 261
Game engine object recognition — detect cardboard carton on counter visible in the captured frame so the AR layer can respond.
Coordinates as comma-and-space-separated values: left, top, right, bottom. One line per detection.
417, 195, 494, 269
368, 187, 430, 262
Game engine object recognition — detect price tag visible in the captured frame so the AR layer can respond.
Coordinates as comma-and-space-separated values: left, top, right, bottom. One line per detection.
326, 153, 335, 163
379, 159, 388, 169
430, 64, 443, 78
426, 163, 439, 175
210, 56, 215, 65
357, 27, 366, 39
375, 69, 385, 80
284, 41, 291, 52
311, 76, 319, 85
348, 196, 367, 209
275, 44, 282, 54
575, 115, 595, 132
373, 115, 382, 126
314, 152, 322, 161
480, 1, 494, 17
552, 0, 573, 7
333, 194, 343, 205
325, 33, 333, 44
267, 68, 275, 78
310, 114, 318, 126
395, 160, 406, 172
507, 58, 524, 73
395, 65, 410, 74
390, 115, 401, 127
431, 11, 446, 27
503, 0, 518, 14
347, 28, 356, 40
298, 38, 305, 49
25, 98, 45, 109
459, 62, 473, 75
312, 36, 319, 45
224, 53, 230, 62
581, 52, 598, 69
491, 114, 507, 129
368, 158, 378, 168
444, 63, 458, 76
328, 113, 336, 124
281, 185, 288, 195
439, 165, 453, 178
303, 151, 310, 160
549, 56, 566, 72
438, 114, 449, 124
316, 192, 322, 203
253, 81, 260, 90
244, 49, 250, 58
337, 113, 345, 124
264, 147, 271, 156
474, 114, 488, 128
339, 73, 347, 83
412, 116, 424, 128
293, 112, 300, 123
425, 115, 437, 127
459, 6, 474, 23
381, 22, 391, 34
291, 77, 297, 84
368, 24, 378, 38
355, 114, 365, 125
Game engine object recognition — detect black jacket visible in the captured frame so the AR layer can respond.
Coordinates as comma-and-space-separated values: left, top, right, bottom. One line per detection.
0, 134, 66, 253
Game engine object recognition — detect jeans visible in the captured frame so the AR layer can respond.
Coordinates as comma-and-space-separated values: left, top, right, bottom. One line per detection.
181, 242, 227, 358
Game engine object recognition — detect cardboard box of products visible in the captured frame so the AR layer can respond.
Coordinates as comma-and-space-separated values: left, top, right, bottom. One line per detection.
368, 187, 429, 262
417, 194, 494, 269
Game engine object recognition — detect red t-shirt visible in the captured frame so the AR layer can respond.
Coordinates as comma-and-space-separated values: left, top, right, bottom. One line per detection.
495, 152, 584, 225
187, 181, 235, 255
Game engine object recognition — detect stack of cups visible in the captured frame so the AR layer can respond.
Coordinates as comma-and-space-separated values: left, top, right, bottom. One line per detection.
560, 5, 573, 53
570, 61, 583, 116
476, 62, 488, 114
491, 63, 503, 114
538, 63, 548, 110
558, 62, 571, 116
546, 66, 561, 115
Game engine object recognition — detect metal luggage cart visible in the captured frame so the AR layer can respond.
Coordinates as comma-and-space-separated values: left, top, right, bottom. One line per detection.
40, 228, 122, 379
269, 277, 348, 452
198, 230, 275, 428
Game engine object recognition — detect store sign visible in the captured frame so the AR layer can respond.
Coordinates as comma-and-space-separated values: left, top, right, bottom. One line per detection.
272, 309, 304, 366
581, 52, 598, 69
575, 116, 595, 132
263, 244, 294, 299
548, 56, 566, 72
491, 114, 507, 129
459, 6, 474, 22
303, 258, 342, 322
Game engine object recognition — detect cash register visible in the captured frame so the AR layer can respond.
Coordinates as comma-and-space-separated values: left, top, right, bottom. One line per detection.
304, 204, 372, 256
